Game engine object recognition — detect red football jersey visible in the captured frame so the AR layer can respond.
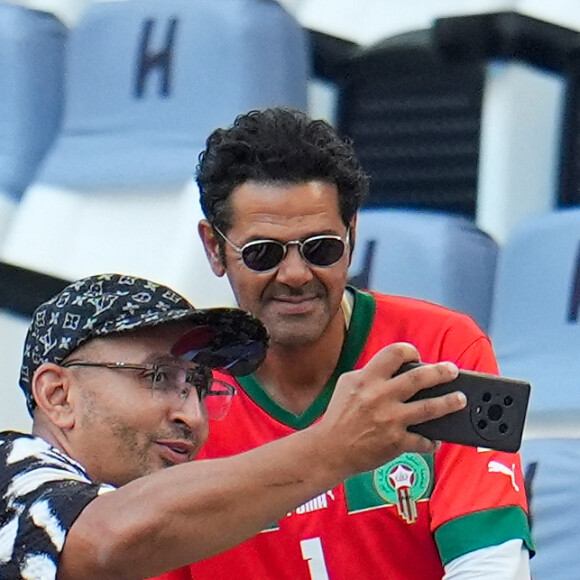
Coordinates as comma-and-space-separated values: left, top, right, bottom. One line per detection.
162, 290, 533, 580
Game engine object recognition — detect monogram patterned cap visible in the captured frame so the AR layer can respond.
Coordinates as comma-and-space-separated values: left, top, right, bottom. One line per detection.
20, 273, 268, 414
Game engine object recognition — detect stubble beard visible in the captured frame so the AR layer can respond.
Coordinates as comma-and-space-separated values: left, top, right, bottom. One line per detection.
264, 302, 333, 349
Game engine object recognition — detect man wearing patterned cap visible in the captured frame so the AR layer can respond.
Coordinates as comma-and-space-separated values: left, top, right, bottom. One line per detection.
0, 273, 466, 579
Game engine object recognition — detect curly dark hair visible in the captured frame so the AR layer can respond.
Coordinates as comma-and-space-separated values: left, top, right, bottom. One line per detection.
196, 108, 369, 231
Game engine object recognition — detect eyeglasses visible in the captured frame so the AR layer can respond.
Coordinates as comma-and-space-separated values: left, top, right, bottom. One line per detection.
61, 361, 236, 421
171, 328, 266, 377
214, 226, 349, 273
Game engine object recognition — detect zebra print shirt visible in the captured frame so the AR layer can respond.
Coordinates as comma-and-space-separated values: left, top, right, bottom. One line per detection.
0, 431, 114, 579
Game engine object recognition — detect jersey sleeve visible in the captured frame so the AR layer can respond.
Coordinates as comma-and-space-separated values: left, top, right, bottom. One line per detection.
438, 315, 499, 375
428, 335, 534, 565
0, 433, 114, 580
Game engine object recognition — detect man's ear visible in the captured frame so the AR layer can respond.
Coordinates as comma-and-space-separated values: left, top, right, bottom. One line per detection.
32, 363, 75, 429
198, 219, 226, 277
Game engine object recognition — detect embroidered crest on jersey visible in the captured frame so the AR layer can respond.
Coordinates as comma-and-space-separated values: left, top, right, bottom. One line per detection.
373, 453, 431, 524
343, 453, 434, 516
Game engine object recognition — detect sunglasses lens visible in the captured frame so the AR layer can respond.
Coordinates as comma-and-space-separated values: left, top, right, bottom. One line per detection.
195, 342, 266, 376
171, 319, 268, 375
173, 333, 267, 377
242, 241, 285, 271
218, 341, 267, 376
303, 237, 345, 267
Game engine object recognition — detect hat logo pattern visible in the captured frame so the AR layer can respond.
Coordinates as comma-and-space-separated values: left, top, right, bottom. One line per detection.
19, 274, 196, 413
38, 327, 58, 357
62, 312, 80, 331
18, 273, 268, 416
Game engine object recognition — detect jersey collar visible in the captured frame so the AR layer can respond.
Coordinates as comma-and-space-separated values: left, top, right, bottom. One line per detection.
237, 287, 376, 429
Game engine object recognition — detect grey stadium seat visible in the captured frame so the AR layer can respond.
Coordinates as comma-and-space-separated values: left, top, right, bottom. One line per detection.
490, 208, 580, 580
0, 4, 66, 244
348, 208, 499, 331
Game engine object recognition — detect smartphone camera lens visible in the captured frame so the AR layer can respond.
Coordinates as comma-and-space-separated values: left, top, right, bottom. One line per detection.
487, 404, 503, 421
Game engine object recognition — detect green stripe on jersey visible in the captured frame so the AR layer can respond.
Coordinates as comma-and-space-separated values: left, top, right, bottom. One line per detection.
435, 505, 535, 564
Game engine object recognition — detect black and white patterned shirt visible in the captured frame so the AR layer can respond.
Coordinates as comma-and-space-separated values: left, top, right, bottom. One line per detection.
0, 431, 114, 579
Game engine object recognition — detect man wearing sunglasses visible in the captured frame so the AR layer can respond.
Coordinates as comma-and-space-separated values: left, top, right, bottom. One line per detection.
171, 108, 533, 579
0, 273, 467, 579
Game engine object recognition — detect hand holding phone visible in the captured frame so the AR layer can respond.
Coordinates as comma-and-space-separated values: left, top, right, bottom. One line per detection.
395, 363, 531, 453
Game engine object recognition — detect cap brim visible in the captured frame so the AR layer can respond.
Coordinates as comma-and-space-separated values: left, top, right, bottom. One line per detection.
92, 304, 268, 376
170, 308, 269, 376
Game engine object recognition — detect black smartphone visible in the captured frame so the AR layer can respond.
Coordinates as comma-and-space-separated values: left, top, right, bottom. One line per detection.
395, 363, 531, 453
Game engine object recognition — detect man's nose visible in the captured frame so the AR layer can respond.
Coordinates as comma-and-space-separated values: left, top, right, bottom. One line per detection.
275, 245, 313, 286
169, 389, 207, 432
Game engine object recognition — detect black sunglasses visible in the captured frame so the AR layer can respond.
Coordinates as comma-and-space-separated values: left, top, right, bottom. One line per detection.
214, 226, 349, 272
171, 326, 267, 377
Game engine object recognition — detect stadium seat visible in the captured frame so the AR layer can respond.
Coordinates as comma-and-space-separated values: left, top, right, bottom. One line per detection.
520, 438, 580, 580
348, 208, 499, 331
490, 208, 580, 432
0, 4, 66, 244
1, 0, 309, 308
489, 208, 580, 580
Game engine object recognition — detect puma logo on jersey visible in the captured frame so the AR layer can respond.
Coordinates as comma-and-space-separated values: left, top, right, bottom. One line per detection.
488, 460, 520, 492
293, 491, 336, 515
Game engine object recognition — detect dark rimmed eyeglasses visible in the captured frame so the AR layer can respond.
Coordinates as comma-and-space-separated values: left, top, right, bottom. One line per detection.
214, 226, 349, 273
61, 361, 236, 421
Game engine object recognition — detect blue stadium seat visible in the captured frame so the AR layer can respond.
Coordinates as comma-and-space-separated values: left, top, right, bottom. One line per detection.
348, 209, 499, 331
490, 208, 580, 425
489, 208, 580, 580
2, 0, 309, 308
33, 0, 309, 190
0, 4, 66, 242
520, 438, 580, 580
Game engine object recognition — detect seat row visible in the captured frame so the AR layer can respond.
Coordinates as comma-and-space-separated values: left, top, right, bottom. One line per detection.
0, 0, 309, 309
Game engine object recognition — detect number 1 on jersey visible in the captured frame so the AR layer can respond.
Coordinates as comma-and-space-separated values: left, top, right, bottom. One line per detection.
300, 537, 330, 580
